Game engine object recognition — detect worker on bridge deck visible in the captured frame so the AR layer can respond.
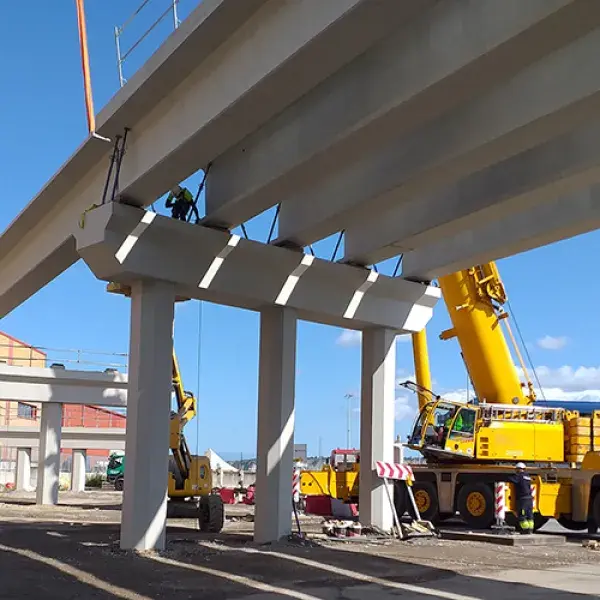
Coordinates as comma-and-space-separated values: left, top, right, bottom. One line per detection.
507, 462, 534, 534
166, 184, 200, 222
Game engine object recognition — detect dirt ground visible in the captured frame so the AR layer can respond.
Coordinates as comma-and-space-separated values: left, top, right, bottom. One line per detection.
1, 490, 599, 599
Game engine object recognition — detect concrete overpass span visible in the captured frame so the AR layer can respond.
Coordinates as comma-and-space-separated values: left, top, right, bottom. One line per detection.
3, 0, 600, 551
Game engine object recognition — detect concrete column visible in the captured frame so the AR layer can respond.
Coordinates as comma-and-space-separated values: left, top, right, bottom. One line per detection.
15, 447, 31, 491
254, 306, 297, 544
359, 328, 396, 532
120, 279, 175, 551
71, 449, 87, 492
36, 402, 63, 505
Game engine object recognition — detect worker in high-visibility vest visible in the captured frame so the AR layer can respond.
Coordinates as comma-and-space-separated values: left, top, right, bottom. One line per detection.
507, 462, 534, 534
165, 184, 200, 222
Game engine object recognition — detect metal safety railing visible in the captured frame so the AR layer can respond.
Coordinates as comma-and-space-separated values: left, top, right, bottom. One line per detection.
114, 0, 182, 87
0, 343, 127, 370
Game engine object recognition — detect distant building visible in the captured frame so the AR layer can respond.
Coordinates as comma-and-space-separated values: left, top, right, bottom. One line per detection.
0, 332, 126, 471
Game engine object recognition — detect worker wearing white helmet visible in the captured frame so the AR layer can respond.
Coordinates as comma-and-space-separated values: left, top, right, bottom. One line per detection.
507, 462, 534, 534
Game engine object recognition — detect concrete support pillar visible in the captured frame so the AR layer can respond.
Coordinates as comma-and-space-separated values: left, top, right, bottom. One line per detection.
36, 402, 63, 505
359, 328, 396, 532
120, 280, 175, 551
254, 306, 297, 544
71, 449, 87, 492
15, 447, 31, 491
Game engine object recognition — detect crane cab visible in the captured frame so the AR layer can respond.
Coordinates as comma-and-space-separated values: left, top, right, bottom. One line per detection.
408, 400, 477, 461
408, 398, 567, 463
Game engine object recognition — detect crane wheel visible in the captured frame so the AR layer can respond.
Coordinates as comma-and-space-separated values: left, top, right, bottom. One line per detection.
393, 481, 407, 518
412, 481, 439, 522
457, 483, 494, 529
592, 491, 600, 528
199, 494, 225, 533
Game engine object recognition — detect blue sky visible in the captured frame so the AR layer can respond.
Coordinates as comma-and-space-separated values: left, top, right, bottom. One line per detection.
2, 2, 600, 460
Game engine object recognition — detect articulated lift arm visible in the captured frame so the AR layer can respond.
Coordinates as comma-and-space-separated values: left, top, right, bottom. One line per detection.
106, 282, 196, 486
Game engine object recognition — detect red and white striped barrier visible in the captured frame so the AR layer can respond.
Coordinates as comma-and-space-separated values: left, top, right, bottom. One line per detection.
292, 467, 301, 504
531, 481, 537, 509
494, 482, 506, 523
374, 461, 414, 482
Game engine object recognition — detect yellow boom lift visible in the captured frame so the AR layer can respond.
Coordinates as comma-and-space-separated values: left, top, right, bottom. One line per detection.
107, 283, 224, 532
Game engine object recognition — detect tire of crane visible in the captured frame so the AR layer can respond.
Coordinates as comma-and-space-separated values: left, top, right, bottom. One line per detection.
557, 515, 588, 531
533, 513, 549, 531
199, 494, 225, 533
114, 476, 124, 492
457, 482, 495, 529
412, 481, 440, 523
592, 490, 600, 529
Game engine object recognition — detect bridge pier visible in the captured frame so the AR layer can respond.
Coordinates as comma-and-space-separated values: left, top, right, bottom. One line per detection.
120, 280, 174, 551
36, 402, 63, 505
254, 306, 297, 544
15, 447, 31, 491
359, 328, 396, 532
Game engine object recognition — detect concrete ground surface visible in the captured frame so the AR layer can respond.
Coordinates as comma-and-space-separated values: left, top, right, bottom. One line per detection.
0, 491, 599, 599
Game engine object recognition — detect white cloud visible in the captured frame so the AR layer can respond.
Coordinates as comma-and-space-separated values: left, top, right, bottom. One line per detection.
395, 395, 417, 422
336, 329, 361, 347
335, 330, 412, 347
537, 335, 568, 350
517, 365, 600, 393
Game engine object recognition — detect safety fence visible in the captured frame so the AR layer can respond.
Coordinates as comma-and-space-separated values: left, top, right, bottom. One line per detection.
0, 342, 127, 371
114, 0, 199, 87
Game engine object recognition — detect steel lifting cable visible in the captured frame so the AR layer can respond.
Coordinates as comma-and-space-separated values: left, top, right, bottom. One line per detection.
506, 298, 547, 402
195, 300, 203, 456
187, 162, 213, 224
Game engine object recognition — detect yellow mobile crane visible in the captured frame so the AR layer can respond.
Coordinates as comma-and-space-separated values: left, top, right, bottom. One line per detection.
107, 283, 224, 532
402, 263, 600, 531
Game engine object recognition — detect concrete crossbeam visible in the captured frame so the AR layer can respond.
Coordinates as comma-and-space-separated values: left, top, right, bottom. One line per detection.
75, 202, 440, 333
0, 0, 395, 318
0, 427, 126, 451
402, 186, 600, 281
274, 21, 600, 248
206, 0, 590, 229
0, 364, 127, 407
344, 119, 600, 265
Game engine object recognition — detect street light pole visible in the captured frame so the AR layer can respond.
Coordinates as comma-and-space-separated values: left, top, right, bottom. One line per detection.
344, 393, 355, 448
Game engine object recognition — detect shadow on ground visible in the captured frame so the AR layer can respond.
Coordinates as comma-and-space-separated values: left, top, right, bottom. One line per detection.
0, 521, 596, 599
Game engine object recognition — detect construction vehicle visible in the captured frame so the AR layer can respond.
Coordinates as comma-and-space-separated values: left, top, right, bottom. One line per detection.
300, 449, 360, 502
301, 263, 600, 532
106, 283, 224, 532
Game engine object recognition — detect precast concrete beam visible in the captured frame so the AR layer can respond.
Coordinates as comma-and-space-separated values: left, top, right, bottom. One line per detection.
75, 202, 440, 333
0, 427, 126, 451
0, 0, 396, 317
206, 0, 593, 228
402, 186, 600, 281
0, 364, 127, 407
344, 118, 600, 265
275, 22, 600, 248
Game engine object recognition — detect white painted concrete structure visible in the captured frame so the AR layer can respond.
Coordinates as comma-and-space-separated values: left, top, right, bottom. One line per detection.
0, 364, 127, 499
3, 0, 600, 550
